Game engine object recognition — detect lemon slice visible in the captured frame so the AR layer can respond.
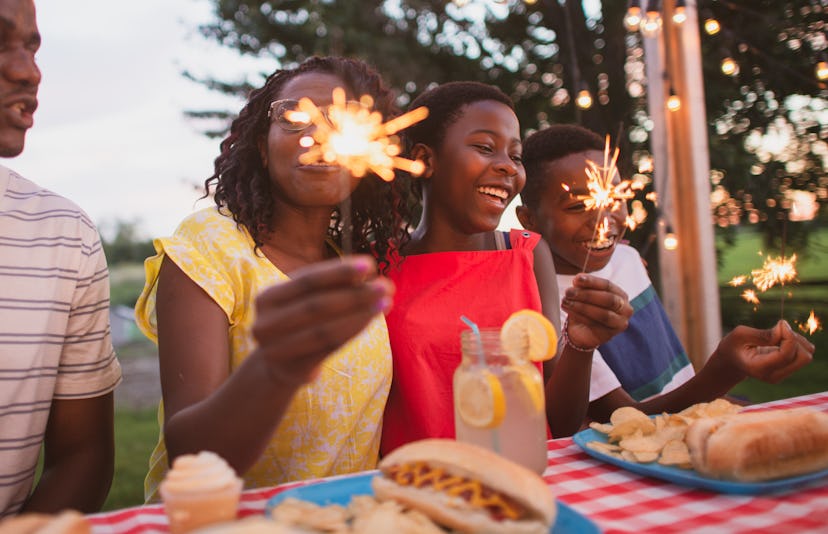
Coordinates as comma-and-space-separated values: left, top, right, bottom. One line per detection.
454, 369, 506, 429
500, 309, 559, 362
508, 365, 545, 413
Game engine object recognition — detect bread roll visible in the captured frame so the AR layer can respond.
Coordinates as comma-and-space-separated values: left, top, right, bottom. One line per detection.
686, 408, 828, 482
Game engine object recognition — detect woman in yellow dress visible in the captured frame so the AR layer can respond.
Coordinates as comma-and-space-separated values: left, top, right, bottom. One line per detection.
135, 56, 407, 501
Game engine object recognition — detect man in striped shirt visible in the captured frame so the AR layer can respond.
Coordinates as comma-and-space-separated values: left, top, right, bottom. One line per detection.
0, 0, 121, 516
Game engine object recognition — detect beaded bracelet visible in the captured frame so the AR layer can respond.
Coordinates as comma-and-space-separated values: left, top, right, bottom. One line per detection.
562, 318, 599, 353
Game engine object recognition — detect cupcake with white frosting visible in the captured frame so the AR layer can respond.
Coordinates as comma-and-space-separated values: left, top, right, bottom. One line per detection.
160, 451, 244, 533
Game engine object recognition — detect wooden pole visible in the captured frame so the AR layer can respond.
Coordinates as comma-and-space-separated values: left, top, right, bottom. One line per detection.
643, 0, 721, 369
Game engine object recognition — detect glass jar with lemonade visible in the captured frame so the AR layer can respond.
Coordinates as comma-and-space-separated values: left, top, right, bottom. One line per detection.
453, 310, 558, 475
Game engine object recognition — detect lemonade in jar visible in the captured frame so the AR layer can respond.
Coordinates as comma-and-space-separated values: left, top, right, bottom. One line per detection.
454, 311, 556, 475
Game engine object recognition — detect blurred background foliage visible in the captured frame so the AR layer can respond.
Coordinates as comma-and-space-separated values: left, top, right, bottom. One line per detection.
185, 0, 827, 258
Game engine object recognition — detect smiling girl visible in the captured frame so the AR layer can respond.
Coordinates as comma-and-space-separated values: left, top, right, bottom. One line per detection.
135, 57, 405, 501
380, 82, 632, 454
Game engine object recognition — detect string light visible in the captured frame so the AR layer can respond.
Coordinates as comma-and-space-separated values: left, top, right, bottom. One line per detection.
667, 87, 681, 111
704, 18, 721, 35
576, 88, 593, 109
640, 0, 663, 38
672, 0, 687, 24
663, 229, 678, 250
624, 0, 643, 32
817, 61, 828, 81
720, 57, 739, 76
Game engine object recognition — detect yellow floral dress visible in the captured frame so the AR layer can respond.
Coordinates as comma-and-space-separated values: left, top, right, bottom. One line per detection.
135, 207, 392, 502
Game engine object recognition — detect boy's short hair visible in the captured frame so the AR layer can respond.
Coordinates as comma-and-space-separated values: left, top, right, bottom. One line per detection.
404, 81, 514, 153
520, 124, 604, 210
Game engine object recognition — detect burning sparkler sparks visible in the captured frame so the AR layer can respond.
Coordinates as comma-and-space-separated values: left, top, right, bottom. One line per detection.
797, 310, 822, 335
750, 253, 798, 292
296, 88, 429, 181
740, 289, 760, 305
574, 137, 635, 212
729, 275, 748, 287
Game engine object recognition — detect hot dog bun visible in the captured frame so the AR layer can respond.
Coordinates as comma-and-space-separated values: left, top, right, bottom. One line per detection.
686, 407, 828, 482
372, 439, 555, 534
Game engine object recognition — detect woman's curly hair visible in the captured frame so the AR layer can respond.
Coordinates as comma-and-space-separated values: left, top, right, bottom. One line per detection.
204, 56, 412, 266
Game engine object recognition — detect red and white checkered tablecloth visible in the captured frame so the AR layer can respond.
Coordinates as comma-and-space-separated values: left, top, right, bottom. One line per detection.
88, 391, 828, 534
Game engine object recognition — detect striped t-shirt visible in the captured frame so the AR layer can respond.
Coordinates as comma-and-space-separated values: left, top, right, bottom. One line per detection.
557, 244, 695, 403
0, 165, 121, 516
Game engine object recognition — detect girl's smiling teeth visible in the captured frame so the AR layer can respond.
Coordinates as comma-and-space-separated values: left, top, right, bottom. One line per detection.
477, 185, 509, 200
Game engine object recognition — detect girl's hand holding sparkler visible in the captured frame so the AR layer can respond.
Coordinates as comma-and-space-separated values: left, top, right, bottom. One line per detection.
560, 274, 633, 352
708, 319, 814, 386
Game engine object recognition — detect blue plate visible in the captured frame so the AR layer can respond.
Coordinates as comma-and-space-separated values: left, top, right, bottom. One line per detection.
265, 472, 599, 534
573, 427, 828, 495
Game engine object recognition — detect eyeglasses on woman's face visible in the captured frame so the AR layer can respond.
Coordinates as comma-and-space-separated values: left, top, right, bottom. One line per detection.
268, 98, 366, 132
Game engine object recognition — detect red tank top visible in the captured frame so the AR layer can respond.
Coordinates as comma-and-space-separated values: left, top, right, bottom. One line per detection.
381, 229, 545, 455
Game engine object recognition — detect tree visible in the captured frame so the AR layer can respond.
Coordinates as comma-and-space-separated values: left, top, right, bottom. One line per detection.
188, 0, 827, 253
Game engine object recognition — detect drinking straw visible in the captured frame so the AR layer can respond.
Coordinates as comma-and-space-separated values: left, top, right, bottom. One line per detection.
460, 315, 485, 365
459, 315, 501, 453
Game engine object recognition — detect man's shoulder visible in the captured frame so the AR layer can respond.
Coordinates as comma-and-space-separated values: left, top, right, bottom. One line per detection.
2, 165, 91, 215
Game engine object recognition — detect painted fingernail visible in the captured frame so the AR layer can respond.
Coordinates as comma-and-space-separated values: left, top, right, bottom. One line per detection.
352, 256, 373, 274
375, 296, 393, 313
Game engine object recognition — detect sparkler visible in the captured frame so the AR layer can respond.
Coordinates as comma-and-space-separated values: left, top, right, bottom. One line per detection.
563, 135, 634, 271
292, 87, 428, 255
750, 254, 798, 292
296, 88, 428, 181
740, 289, 759, 307
797, 310, 822, 335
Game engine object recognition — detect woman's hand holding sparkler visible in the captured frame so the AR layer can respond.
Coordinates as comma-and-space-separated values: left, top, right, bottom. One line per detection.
251, 255, 394, 388
561, 274, 633, 352
710, 319, 815, 385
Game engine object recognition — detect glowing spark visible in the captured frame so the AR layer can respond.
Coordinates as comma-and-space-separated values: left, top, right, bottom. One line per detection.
592, 217, 611, 247
625, 215, 638, 231
751, 254, 798, 292
645, 191, 658, 203
576, 137, 634, 212
296, 88, 429, 181
729, 275, 748, 287
797, 310, 822, 335
741, 289, 760, 305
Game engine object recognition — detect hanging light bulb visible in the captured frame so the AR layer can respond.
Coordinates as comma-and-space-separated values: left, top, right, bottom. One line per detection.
721, 57, 739, 76
672, 0, 687, 24
664, 231, 678, 250
817, 61, 828, 81
704, 18, 721, 35
624, 0, 643, 32
667, 88, 681, 111
640, 0, 663, 38
576, 88, 593, 109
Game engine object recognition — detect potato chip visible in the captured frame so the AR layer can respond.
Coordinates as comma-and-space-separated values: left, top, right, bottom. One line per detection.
619, 434, 663, 454
586, 440, 622, 454
658, 439, 692, 468
589, 421, 614, 435
632, 451, 659, 463
592, 400, 741, 470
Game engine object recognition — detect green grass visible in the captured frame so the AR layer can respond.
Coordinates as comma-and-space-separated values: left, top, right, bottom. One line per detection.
104, 409, 158, 511
716, 227, 827, 403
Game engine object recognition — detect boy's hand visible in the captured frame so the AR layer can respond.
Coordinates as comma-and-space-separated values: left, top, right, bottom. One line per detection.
715, 320, 814, 384
251, 255, 394, 386
561, 274, 632, 351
